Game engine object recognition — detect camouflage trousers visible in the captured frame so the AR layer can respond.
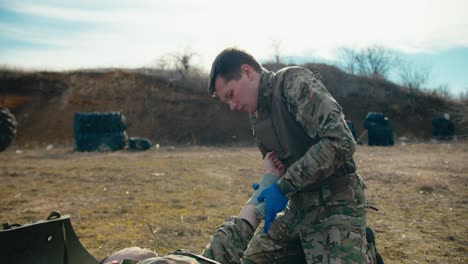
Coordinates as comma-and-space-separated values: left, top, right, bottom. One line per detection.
242, 173, 376, 264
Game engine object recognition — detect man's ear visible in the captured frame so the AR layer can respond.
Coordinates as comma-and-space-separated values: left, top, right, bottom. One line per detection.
241, 64, 254, 80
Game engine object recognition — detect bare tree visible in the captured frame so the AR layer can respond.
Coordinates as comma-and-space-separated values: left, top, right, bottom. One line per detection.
172, 49, 196, 79
366, 46, 396, 78
341, 45, 397, 79
398, 61, 431, 91
431, 83, 452, 98
270, 38, 283, 65
155, 55, 171, 70
458, 87, 468, 101
341, 47, 358, 75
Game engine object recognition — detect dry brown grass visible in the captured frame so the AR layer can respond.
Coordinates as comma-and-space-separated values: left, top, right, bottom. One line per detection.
1, 143, 467, 263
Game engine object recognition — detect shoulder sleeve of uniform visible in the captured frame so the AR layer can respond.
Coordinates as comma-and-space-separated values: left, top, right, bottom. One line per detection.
201, 217, 254, 263
282, 68, 342, 137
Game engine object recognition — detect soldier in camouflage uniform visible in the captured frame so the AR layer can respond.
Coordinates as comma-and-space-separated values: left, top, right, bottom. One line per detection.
207, 48, 380, 263
104, 48, 382, 264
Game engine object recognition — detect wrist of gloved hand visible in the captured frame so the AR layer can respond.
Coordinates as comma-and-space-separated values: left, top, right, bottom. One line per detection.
246, 173, 279, 206
254, 202, 265, 220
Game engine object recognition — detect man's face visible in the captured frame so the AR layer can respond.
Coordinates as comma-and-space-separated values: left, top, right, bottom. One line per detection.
214, 66, 259, 114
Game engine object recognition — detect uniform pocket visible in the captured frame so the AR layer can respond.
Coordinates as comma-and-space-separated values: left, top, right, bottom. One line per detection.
326, 174, 365, 206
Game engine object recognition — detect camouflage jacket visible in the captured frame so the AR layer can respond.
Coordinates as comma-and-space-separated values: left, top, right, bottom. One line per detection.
251, 67, 356, 197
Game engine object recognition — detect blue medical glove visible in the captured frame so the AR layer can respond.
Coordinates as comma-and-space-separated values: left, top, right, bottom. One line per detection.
246, 173, 279, 206
252, 183, 260, 190
257, 183, 288, 233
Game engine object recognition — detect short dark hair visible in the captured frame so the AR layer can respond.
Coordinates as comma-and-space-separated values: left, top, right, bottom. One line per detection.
208, 48, 262, 95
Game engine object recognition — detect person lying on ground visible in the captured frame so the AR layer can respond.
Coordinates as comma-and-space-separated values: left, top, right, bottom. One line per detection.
102, 152, 284, 264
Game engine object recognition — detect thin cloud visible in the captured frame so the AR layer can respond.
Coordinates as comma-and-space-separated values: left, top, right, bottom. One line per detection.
5, 2, 150, 25
1, 0, 467, 69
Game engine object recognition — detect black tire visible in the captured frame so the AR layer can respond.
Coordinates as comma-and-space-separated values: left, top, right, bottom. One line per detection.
368, 126, 377, 146
74, 133, 99, 151
97, 132, 128, 151
75, 132, 127, 152
73, 111, 128, 152
368, 124, 393, 146
0, 107, 17, 151
346, 120, 357, 140
128, 137, 152, 151
366, 227, 384, 264
364, 112, 385, 129
74, 112, 126, 134
432, 117, 454, 140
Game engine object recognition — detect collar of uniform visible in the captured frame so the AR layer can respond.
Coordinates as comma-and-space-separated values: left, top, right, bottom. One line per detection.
256, 68, 276, 113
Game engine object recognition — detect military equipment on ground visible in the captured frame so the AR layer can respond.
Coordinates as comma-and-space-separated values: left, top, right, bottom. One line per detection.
128, 137, 152, 151
0, 106, 17, 151
346, 120, 357, 140
432, 116, 454, 140
74, 112, 127, 151
363, 112, 394, 146
0, 211, 99, 264
366, 227, 385, 264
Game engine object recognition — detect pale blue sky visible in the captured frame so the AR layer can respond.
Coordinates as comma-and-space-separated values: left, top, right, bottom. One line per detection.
1, 0, 467, 94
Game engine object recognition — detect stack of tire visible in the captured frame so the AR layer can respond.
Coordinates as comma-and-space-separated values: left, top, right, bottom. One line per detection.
74, 112, 127, 151
346, 120, 357, 140
0, 106, 17, 151
432, 116, 454, 140
363, 112, 394, 146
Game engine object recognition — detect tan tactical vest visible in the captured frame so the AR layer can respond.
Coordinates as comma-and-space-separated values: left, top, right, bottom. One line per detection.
252, 68, 355, 182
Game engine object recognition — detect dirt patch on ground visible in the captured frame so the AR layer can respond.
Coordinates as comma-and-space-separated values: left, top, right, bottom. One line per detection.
1, 143, 467, 263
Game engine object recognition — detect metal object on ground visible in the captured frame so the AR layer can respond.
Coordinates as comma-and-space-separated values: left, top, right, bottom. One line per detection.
128, 137, 152, 151
0, 106, 17, 151
74, 112, 127, 151
0, 211, 99, 264
363, 112, 394, 146
432, 116, 454, 140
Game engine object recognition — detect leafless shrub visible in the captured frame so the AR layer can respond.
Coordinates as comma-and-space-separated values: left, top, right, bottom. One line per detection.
398, 61, 431, 92
154, 49, 197, 79
150, 50, 208, 93
270, 38, 283, 65
427, 83, 453, 99
340, 45, 397, 79
457, 87, 468, 103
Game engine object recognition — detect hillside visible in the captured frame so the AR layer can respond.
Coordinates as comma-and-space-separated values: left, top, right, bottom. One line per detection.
300, 63, 468, 139
0, 65, 466, 147
0, 69, 252, 146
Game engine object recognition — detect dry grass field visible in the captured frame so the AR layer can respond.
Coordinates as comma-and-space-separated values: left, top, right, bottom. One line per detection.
1, 142, 467, 263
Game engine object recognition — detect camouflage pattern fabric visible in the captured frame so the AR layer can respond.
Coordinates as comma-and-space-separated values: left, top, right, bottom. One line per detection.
132, 67, 377, 264
245, 67, 376, 263
255, 67, 357, 196
202, 217, 254, 264
243, 173, 373, 263
136, 254, 201, 264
